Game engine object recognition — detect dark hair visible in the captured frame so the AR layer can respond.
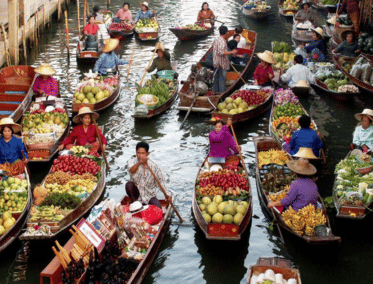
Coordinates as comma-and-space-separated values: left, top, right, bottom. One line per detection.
1, 126, 13, 135
228, 39, 238, 51
214, 120, 224, 126
88, 15, 95, 21
345, 31, 355, 40
136, 141, 149, 152
235, 26, 243, 34
123, 2, 130, 8
201, 2, 210, 11
298, 115, 311, 128
219, 25, 228, 35
313, 31, 321, 39
93, 5, 100, 13
233, 33, 240, 39
294, 54, 303, 64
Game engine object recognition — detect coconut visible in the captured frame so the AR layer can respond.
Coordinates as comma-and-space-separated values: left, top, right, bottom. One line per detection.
212, 213, 223, 223
229, 109, 238, 115
217, 102, 226, 111
222, 109, 229, 114
234, 97, 243, 106
225, 97, 234, 104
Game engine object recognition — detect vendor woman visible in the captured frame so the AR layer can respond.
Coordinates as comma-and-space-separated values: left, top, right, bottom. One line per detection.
145, 42, 176, 77
209, 118, 240, 158
197, 2, 215, 23
0, 118, 28, 165
253, 50, 276, 87
83, 15, 99, 36
114, 2, 133, 22
58, 107, 107, 151
32, 63, 59, 97
332, 31, 360, 57
298, 27, 326, 62
295, 0, 318, 25
134, 1, 155, 23
352, 109, 373, 152
268, 158, 318, 211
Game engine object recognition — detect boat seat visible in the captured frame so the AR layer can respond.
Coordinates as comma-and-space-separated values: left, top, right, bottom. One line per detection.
0, 84, 30, 93
0, 110, 13, 117
0, 101, 21, 105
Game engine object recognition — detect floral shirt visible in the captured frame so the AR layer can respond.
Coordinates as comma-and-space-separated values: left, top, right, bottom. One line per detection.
254, 64, 274, 86
212, 36, 229, 70
62, 124, 107, 147
127, 157, 169, 204
32, 76, 59, 97
353, 125, 373, 149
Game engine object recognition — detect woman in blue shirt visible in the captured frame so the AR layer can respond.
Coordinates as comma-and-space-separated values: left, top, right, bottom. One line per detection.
298, 27, 326, 62
134, 1, 155, 23
0, 118, 28, 165
290, 115, 323, 157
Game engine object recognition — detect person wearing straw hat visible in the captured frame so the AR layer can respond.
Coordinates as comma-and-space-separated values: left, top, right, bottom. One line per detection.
145, 42, 178, 78
268, 158, 318, 211
32, 63, 58, 97
253, 50, 276, 87
298, 27, 326, 63
93, 38, 132, 75
351, 109, 373, 152
332, 30, 360, 57
338, 0, 360, 32
280, 55, 315, 88
209, 117, 240, 158
133, 1, 155, 23
295, 0, 318, 25
0, 118, 28, 166
290, 115, 323, 157
58, 107, 107, 151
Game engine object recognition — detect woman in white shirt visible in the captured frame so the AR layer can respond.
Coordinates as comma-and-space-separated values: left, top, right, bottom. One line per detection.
352, 109, 373, 152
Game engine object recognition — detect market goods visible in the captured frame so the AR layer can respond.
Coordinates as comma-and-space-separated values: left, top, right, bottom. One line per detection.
337, 16, 352, 26
197, 169, 249, 193
337, 84, 359, 93
51, 155, 101, 176
33, 185, 48, 198
282, 205, 327, 236
45, 171, 71, 185
272, 42, 295, 69
319, 0, 338, 4
70, 146, 90, 155
0, 192, 28, 213
0, 160, 25, 177
22, 109, 68, 135
258, 149, 290, 168
40, 192, 82, 209
273, 88, 298, 105
316, 70, 353, 92
109, 22, 134, 31
184, 23, 206, 30
135, 19, 159, 32
269, 186, 289, 201
358, 33, 373, 55
0, 176, 28, 192
243, 1, 270, 10
74, 76, 118, 104
28, 205, 71, 222
272, 41, 292, 54
0, 212, 16, 234
136, 78, 176, 106
261, 166, 296, 194
280, 0, 300, 11
272, 116, 315, 140
273, 102, 306, 120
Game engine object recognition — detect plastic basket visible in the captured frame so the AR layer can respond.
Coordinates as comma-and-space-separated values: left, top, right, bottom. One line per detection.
157, 70, 175, 79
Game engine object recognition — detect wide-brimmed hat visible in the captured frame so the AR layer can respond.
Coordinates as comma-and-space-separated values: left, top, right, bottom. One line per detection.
311, 27, 324, 38
300, 0, 312, 8
72, 106, 99, 124
294, 80, 310, 89
129, 201, 149, 214
34, 63, 56, 76
141, 1, 149, 8
102, 38, 119, 53
327, 16, 337, 25
0, 117, 22, 133
153, 42, 167, 52
341, 30, 358, 41
287, 158, 317, 175
293, 147, 319, 159
257, 50, 276, 65
354, 109, 373, 122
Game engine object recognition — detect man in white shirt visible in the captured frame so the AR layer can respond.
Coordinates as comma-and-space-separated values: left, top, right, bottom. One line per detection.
228, 26, 247, 49
280, 55, 315, 87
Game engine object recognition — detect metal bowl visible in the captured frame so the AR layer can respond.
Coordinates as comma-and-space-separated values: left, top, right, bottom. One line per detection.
59, 150, 74, 156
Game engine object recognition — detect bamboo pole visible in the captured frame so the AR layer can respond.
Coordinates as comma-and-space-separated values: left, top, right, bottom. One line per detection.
83, 0, 87, 26
140, 46, 157, 86
107, 0, 111, 9
92, 118, 109, 169
64, 10, 70, 59
77, 0, 81, 38
22, 27, 27, 63
58, 0, 62, 21
126, 49, 135, 81
1, 24, 10, 66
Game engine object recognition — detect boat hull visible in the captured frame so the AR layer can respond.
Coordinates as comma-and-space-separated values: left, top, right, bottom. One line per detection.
169, 26, 214, 41
242, 6, 271, 19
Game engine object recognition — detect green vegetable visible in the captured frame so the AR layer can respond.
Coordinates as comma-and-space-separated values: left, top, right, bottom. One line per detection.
367, 194, 373, 204
40, 193, 81, 209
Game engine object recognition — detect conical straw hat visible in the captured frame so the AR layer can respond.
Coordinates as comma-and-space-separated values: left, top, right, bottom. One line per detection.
0, 117, 22, 133
311, 27, 324, 38
72, 107, 99, 124
102, 38, 119, 53
354, 109, 373, 121
294, 80, 310, 89
34, 63, 56, 76
257, 50, 276, 65
293, 147, 319, 159
287, 158, 317, 175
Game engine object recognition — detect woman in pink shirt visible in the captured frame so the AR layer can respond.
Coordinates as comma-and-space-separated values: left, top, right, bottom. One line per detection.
32, 63, 59, 97
115, 2, 133, 22
209, 118, 240, 158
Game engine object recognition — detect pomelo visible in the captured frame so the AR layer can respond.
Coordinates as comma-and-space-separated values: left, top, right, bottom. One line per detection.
234, 213, 244, 225
223, 214, 234, 224
212, 213, 223, 223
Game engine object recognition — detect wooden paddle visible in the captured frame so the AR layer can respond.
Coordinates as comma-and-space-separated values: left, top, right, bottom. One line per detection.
77, 0, 81, 38
179, 91, 199, 130
21, 150, 30, 176
229, 62, 247, 85
126, 49, 135, 81
146, 164, 183, 223
229, 124, 248, 175
92, 118, 109, 169
139, 45, 157, 87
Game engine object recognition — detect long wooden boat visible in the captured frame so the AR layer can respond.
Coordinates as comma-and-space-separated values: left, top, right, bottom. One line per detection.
169, 25, 214, 41
132, 83, 179, 119
19, 154, 106, 241
312, 3, 337, 13
253, 136, 341, 244
72, 77, 122, 113
207, 89, 273, 125
242, 5, 271, 20
0, 66, 36, 122
278, 1, 298, 17
192, 155, 253, 240
76, 38, 102, 64
246, 257, 302, 284
312, 78, 357, 101
0, 167, 32, 253
40, 196, 172, 284
135, 18, 161, 41
177, 29, 257, 113
332, 54, 373, 94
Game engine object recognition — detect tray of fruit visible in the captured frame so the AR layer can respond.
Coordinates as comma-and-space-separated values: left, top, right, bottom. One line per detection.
73, 76, 118, 104
135, 19, 159, 33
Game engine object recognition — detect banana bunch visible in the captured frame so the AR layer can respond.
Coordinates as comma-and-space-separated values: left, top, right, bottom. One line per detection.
258, 149, 290, 168
269, 185, 289, 201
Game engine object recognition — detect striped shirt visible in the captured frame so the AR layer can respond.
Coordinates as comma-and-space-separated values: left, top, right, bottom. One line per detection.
212, 36, 230, 70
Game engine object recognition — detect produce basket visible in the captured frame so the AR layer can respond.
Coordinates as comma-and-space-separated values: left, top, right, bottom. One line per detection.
355, 166, 373, 175
157, 70, 175, 80
27, 142, 55, 151
136, 94, 159, 110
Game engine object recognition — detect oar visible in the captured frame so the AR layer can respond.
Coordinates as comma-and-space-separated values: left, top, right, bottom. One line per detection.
139, 46, 157, 87
126, 49, 134, 81
92, 118, 109, 169
179, 91, 199, 130
229, 124, 248, 175
146, 164, 184, 222
64, 10, 70, 60
229, 62, 247, 85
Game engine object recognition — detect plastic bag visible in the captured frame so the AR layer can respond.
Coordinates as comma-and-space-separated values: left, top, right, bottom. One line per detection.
369, 69, 373, 85
350, 64, 363, 79
361, 63, 373, 82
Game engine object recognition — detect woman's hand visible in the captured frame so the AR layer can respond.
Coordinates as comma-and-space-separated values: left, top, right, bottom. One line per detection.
268, 73, 274, 79
23, 159, 28, 164
102, 144, 107, 151
58, 144, 64, 151
166, 195, 172, 204
362, 145, 369, 152
145, 68, 149, 72
129, 59, 133, 64
226, 117, 233, 128
236, 145, 242, 152
299, 44, 305, 49
267, 202, 275, 209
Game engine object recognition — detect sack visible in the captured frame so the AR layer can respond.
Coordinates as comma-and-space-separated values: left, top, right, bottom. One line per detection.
350, 64, 363, 79
361, 63, 373, 82
369, 69, 373, 85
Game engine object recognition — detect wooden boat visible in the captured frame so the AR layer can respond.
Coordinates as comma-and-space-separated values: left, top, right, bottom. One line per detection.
40, 196, 172, 284
312, 78, 357, 101
192, 155, 253, 240
76, 37, 102, 64
291, 27, 314, 45
108, 23, 135, 38
278, 0, 298, 17
207, 89, 273, 125
312, 3, 337, 13
246, 257, 301, 284
332, 54, 373, 94
242, 4, 271, 20
72, 77, 122, 113
169, 24, 214, 41
177, 29, 257, 113
0, 167, 32, 253
253, 136, 341, 244
0, 66, 36, 122
135, 18, 161, 41
19, 155, 106, 241
132, 82, 179, 119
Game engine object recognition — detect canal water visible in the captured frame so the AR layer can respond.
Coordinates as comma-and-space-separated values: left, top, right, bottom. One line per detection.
2, 0, 373, 283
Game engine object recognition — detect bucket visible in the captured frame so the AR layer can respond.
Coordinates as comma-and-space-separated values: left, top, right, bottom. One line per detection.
314, 224, 327, 236
157, 70, 175, 79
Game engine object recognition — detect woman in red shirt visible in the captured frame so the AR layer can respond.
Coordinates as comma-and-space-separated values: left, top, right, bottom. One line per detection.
253, 50, 276, 87
83, 15, 99, 35
58, 107, 107, 151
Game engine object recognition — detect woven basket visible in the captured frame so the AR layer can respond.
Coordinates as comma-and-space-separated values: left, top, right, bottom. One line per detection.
27, 142, 54, 151
356, 166, 373, 175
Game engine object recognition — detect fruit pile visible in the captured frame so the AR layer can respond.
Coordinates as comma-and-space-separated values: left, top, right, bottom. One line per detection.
0, 211, 17, 236
135, 19, 159, 32
282, 204, 327, 236
273, 102, 305, 120
184, 24, 206, 30
29, 205, 71, 222
109, 22, 134, 31
274, 88, 298, 105
70, 146, 90, 155
0, 177, 28, 192
316, 70, 352, 92
197, 195, 249, 225
0, 160, 25, 176
269, 186, 289, 202
273, 52, 296, 70
280, 0, 300, 10
272, 116, 315, 140
197, 169, 249, 193
261, 165, 297, 194
258, 149, 290, 169
74, 76, 118, 104
22, 109, 69, 135
0, 192, 28, 213
51, 155, 101, 176
136, 78, 176, 106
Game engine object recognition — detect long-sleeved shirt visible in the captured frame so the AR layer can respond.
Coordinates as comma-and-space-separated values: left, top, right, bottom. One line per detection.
295, 9, 318, 24
134, 10, 154, 22
228, 35, 247, 48
290, 128, 323, 157
281, 64, 315, 87
83, 24, 99, 35
209, 125, 238, 158
148, 50, 172, 73
353, 125, 373, 149
338, 0, 359, 15
116, 9, 133, 21
127, 157, 169, 204
254, 64, 274, 86
32, 76, 59, 97
197, 10, 215, 22
335, 40, 359, 57
305, 39, 326, 57
212, 36, 229, 70
93, 52, 128, 75
0, 136, 28, 164
281, 178, 318, 211
62, 124, 107, 147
